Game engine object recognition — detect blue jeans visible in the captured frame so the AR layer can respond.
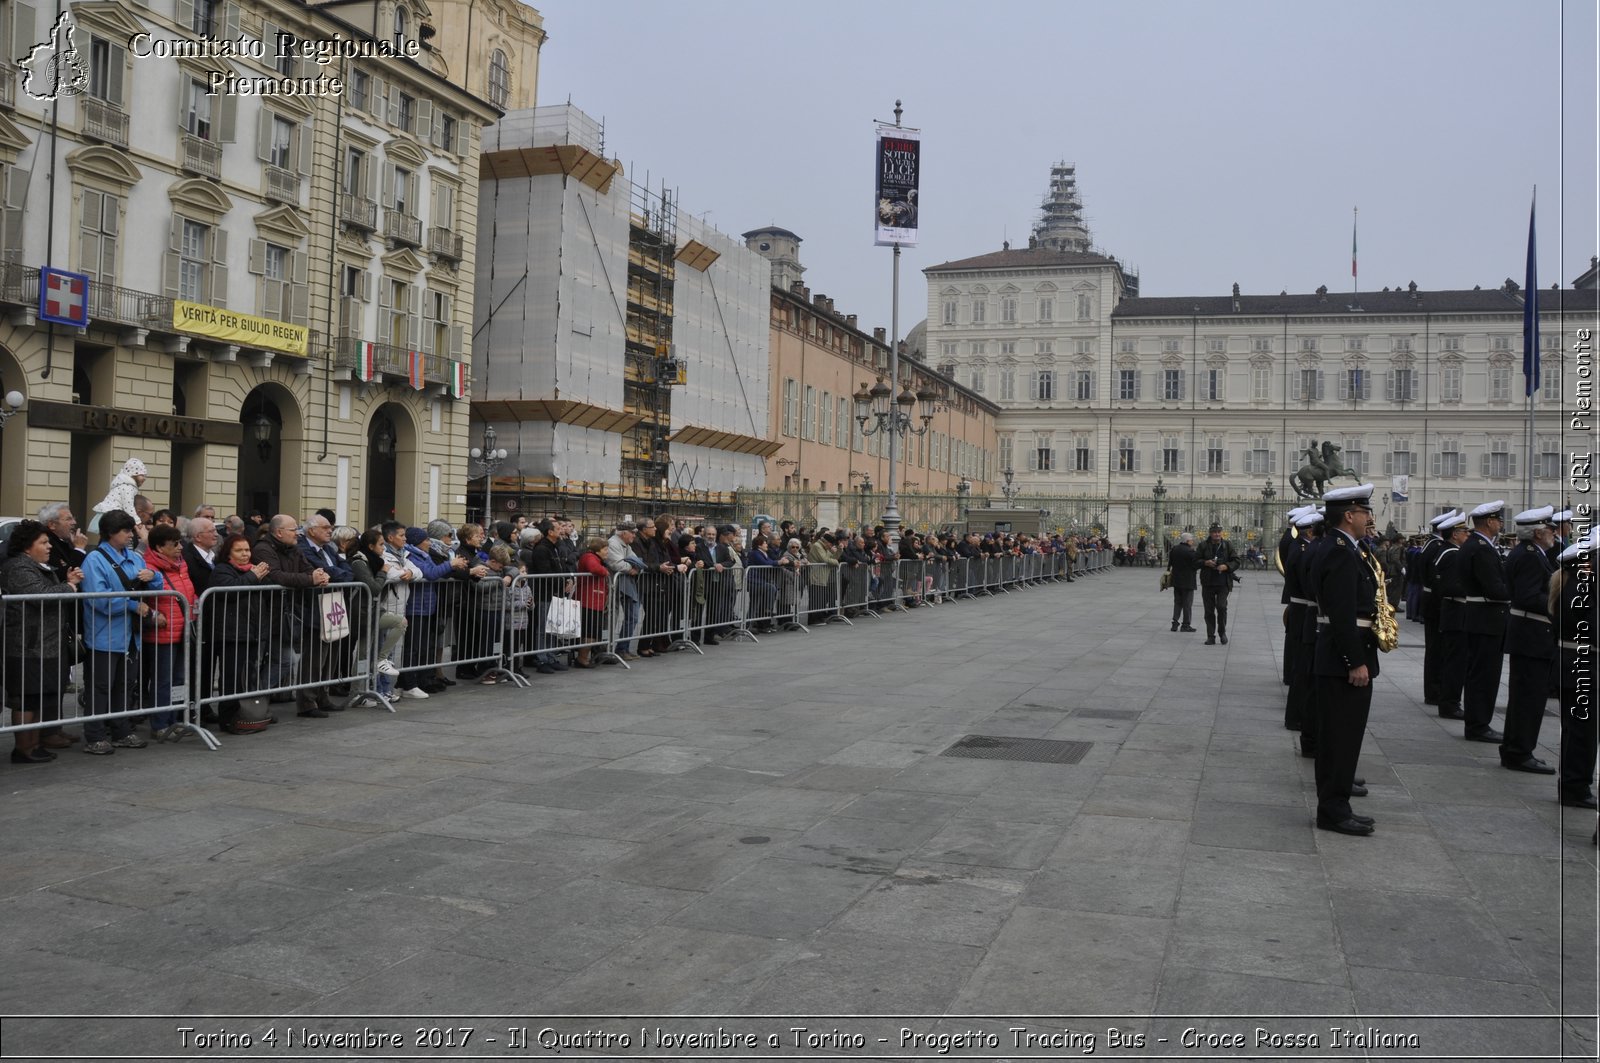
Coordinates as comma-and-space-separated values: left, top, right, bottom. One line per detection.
618, 597, 640, 654
143, 642, 181, 731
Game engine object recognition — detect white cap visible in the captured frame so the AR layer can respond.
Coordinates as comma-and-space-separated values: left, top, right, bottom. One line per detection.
1437, 512, 1468, 531
1293, 510, 1325, 528
1428, 510, 1460, 528
1469, 500, 1507, 520
1557, 533, 1597, 564
1287, 505, 1314, 520
1551, 509, 1574, 523
1323, 483, 1375, 504
1514, 506, 1554, 527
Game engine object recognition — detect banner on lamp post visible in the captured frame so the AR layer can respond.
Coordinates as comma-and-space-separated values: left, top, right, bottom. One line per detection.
874, 123, 921, 247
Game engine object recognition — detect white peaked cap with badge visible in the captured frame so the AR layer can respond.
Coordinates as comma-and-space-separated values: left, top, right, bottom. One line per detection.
1428, 510, 1461, 528
1551, 510, 1574, 523
1557, 532, 1598, 564
1293, 510, 1325, 528
1513, 506, 1554, 526
1323, 483, 1375, 504
1436, 512, 1468, 531
1469, 500, 1507, 519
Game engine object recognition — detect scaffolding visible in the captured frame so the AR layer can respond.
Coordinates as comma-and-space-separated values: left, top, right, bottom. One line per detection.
621, 180, 678, 499
1032, 162, 1091, 253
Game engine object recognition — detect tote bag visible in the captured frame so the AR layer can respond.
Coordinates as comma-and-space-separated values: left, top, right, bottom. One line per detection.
545, 595, 582, 639
319, 589, 352, 643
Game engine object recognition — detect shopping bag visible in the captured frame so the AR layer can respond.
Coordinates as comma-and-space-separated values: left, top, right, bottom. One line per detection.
1159, 570, 1172, 592
545, 596, 582, 639
319, 589, 352, 643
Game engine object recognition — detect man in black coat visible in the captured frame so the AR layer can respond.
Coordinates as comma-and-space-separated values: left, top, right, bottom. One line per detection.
1308, 483, 1380, 836
181, 517, 220, 594
1194, 524, 1239, 645
1499, 507, 1558, 773
1455, 502, 1512, 742
1166, 532, 1200, 633
1432, 515, 1472, 721
1276, 518, 1301, 684
1281, 510, 1322, 731
1416, 511, 1459, 707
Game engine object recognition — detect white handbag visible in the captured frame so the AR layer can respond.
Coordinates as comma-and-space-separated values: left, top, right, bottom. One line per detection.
319, 589, 352, 643
545, 596, 582, 639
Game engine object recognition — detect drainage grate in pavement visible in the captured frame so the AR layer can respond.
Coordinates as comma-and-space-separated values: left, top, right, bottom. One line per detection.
1073, 708, 1144, 721
940, 735, 1093, 764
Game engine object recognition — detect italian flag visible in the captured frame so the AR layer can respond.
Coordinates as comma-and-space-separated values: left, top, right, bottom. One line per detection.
450, 360, 467, 399
356, 342, 378, 383
408, 350, 426, 390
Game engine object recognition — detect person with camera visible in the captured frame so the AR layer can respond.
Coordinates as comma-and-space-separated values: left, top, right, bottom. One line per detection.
1195, 523, 1240, 645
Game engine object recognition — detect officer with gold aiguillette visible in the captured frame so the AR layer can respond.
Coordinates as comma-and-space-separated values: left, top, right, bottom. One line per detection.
1308, 483, 1380, 837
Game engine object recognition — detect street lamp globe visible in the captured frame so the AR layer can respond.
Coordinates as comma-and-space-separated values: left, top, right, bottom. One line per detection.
3, 391, 22, 410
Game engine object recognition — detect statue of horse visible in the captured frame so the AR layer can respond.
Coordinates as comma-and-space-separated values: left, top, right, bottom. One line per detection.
1289, 440, 1358, 499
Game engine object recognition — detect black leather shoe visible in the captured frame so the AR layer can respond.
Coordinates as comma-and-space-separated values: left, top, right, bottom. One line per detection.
1317, 816, 1375, 836
1349, 784, 1369, 797
1171, 622, 1179, 632
1353, 777, 1365, 786
1560, 793, 1599, 809
1437, 707, 1465, 720
1349, 813, 1376, 826
1423, 697, 1439, 706
1180, 626, 1197, 632
296, 708, 329, 718
1465, 728, 1504, 743
1502, 757, 1556, 775
1205, 636, 1216, 645
1299, 745, 1318, 759
1219, 633, 1229, 644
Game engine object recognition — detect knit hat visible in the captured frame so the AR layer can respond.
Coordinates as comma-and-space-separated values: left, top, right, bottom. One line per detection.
405, 527, 428, 546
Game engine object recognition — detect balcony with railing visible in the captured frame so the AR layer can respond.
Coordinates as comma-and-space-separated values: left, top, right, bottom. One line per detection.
331, 336, 453, 386
427, 226, 463, 261
384, 211, 422, 248
180, 134, 222, 179
337, 193, 377, 231
81, 97, 129, 148
0, 62, 16, 108
0, 263, 179, 342
264, 165, 300, 204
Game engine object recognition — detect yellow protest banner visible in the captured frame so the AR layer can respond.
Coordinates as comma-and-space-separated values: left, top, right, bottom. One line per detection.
172, 301, 308, 358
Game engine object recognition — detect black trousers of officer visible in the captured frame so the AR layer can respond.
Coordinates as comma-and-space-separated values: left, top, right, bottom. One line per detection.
1436, 629, 1468, 714
1282, 628, 1293, 686
1559, 648, 1599, 801
1421, 613, 1443, 703
1314, 674, 1372, 823
1500, 653, 1550, 763
1462, 632, 1505, 733
1284, 636, 1312, 733
1201, 585, 1230, 637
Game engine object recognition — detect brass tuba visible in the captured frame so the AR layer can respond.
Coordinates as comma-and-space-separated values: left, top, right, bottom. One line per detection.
1364, 547, 1399, 652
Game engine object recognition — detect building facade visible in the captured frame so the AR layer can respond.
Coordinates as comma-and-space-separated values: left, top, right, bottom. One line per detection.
923, 168, 1598, 532
471, 103, 773, 525
0, 0, 497, 526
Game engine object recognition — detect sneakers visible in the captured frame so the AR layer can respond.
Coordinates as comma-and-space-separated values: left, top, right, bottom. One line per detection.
376, 659, 401, 677
82, 740, 115, 755
151, 726, 185, 743
111, 734, 148, 749
400, 687, 430, 699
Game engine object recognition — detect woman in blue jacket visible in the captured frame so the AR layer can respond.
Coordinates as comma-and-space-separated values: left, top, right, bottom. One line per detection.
399, 526, 464, 695
79, 510, 165, 754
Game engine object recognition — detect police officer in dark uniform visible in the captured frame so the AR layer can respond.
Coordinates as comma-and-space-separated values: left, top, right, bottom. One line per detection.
1548, 510, 1574, 565
1454, 501, 1511, 742
1308, 483, 1380, 836
1554, 534, 1599, 809
1432, 514, 1472, 720
1500, 507, 1558, 774
1282, 509, 1322, 732
1416, 511, 1459, 707
1277, 514, 1303, 685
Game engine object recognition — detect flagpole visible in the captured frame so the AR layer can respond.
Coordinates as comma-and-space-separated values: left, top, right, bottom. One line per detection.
1523, 187, 1537, 511
1351, 206, 1358, 301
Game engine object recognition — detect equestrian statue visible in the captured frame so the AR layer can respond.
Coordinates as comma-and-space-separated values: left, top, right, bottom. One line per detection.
1289, 440, 1359, 499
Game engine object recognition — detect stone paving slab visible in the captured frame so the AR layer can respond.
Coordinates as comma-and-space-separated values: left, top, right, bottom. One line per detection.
3, 568, 1595, 1059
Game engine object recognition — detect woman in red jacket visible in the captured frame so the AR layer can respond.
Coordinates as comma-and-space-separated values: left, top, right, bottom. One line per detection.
574, 537, 610, 667
144, 524, 198, 741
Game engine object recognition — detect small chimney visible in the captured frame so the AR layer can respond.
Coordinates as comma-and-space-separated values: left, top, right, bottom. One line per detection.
814, 292, 828, 308
873, 327, 886, 342
790, 280, 806, 294
845, 314, 858, 328
1503, 278, 1519, 294
1231, 282, 1241, 313
1408, 280, 1419, 300
1316, 285, 1328, 301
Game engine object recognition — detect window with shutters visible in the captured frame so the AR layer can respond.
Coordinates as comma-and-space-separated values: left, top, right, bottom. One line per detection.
1033, 433, 1054, 472
1034, 370, 1055, 401
1341, 367, 1370, 401
969, 340, 986, 358
1251, 365, 1271, 400
1536, 439, 1561, 479
393, 4, 408, 48
1076, 293, 1092, 320
1161, 435, 1182, 473
1388, 439, 1413, 476
968, 367, 983, 393
178, 219, 208, 302
999, 341, 1016, 356
1074, 435, 1092, 472
1162, 368, 1183, 402
1345, 336, 1364, 352
1440, 365, 1462, 402
1035, 340, 1053, 356
341, 266, 362, 298
1118, 339, 1135, 354
998, 435, 1013, 473
344, 147, 364, 196
1342, 436, 1366, 476
1162, 338, 1181, 354
802, 385, 816, 440
1205, 436, 1227, 474
87, 36, 121, 103
942, 299, 956, 324
1393, 336, 1413, 352
1298, 368, 1321, 401
1440, 336, 1461, 352
998, 367, 1015, 401
397, 92, 415, 133
782, 379, 798, 436
1485, 439, 1512, 480
1117, 436, 1137, 473
1490, 335, 1511, 352
971, 298, 986, 324
267, 115, 294, 168
1253, 337, 1273, 353
1032, 297, 1047, 322
1489, 365, 1511, 402
1203, 367, 1224, 402
1207, 338, 1226, 354
1246, 435, 1273, 475
274, 32, 296, 76
1388, 367, 1416, 402
1436, 438, 1464, 478
1299, 337, 1318, 353
439, 114, 457, 154
1118, 368, 1139, 401
1073, 370, 1093, 401
392, 166, 412, 215
386, 279, 410, 346
940, 342, 956, 361
1543, 366, 1561, 401
184, 80, 212, 139
820, 391, 834, 446
426, 290, 452, 355
488, 49, 510, 109
836, 397, 849, 447
77, 189, 118, 288
1073, 338, 1093, 355
262, 243, 286, 281
351, 70, 370, 113
852, 411, 863, 452
192, 0, 216, 34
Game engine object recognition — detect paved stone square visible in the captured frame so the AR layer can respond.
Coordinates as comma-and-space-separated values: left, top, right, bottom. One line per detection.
2, 568, 1596, 1060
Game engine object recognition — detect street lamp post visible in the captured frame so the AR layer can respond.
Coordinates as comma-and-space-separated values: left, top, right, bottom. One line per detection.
469, 424, 509, 522
854, 373, 935, 546
0, 390, 24, 431
999, 467, 1019, 505
956, 477, 972, 519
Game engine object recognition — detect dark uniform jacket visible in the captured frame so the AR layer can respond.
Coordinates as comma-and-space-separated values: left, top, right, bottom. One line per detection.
1167, 542, 1200, 592
1281, 534, 1313, 636
1276, 528, 1296, 603
1310, 529, 1380, 678
1503, 541, 1556, 659
1194, 538, 1239, 589
1454, 531, 1511, 637
1417, 536, 1449, 623
1436, 545, 1466, 633
1297, 533, 1330, 646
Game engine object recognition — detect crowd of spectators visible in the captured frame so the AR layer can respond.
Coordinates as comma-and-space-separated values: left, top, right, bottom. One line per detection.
2, 459, 1098, 764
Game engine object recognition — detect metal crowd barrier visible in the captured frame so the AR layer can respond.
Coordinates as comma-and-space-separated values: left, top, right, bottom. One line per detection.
505, 571, 621, 671
391, 572, 526, 691
0, 589, 202, 748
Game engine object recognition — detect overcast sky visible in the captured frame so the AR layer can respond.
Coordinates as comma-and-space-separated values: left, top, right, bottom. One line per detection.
536, 0, 1597, 336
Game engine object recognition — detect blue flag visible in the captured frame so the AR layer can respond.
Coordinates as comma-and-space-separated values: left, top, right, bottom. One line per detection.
1523, 193, 1539, 396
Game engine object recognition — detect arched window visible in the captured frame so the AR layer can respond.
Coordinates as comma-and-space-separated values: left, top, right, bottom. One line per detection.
393, 5, 408, 49
488, 49, 510, 108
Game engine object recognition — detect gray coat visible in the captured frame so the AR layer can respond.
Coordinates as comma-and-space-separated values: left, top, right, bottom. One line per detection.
1, 554, 72, 660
